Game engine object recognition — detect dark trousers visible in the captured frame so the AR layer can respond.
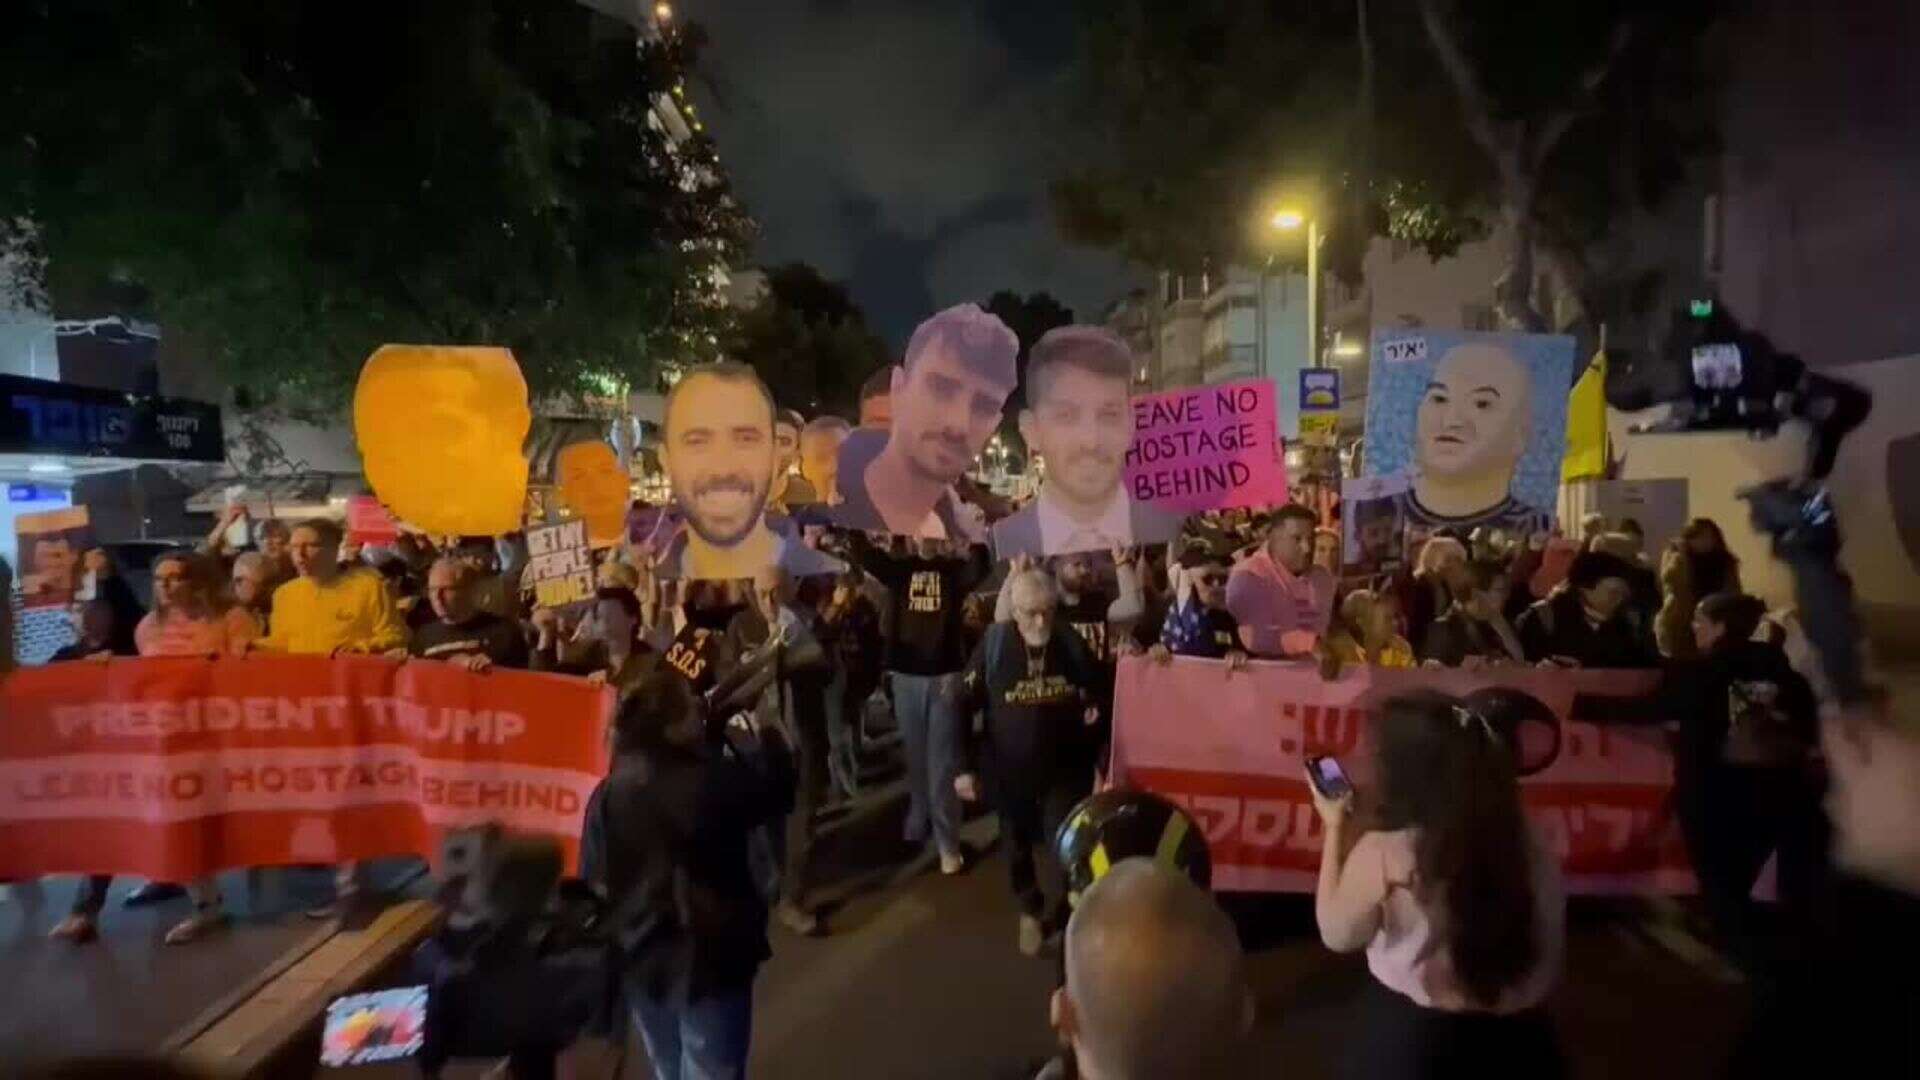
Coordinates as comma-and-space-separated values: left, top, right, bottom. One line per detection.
1675, 764, 1828, 977
997, 769, 1089, 922
70, 875, 113, 917
779, 697, 831, 909
1352, 979, 1563, 1080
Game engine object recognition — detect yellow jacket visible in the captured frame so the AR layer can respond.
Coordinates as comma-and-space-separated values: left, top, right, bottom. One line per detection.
260, 568, 408, 655
1327, 632, 1417, 670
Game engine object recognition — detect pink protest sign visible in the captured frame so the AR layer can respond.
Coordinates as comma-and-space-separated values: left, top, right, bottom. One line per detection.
1124, 378, 1288, 513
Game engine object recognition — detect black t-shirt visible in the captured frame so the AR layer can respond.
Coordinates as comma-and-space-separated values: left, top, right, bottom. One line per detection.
854, 540, 991, 676
1057, 588, 1117, 664
661, 623, 726, 696
409, 611, 530, 669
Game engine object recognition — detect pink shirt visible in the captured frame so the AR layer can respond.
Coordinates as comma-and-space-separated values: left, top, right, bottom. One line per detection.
1319, 828, 1564, 1013
135, 611, 235, 657
1224, 547, 1335, 657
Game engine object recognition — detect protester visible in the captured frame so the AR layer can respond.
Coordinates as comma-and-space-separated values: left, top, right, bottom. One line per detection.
857, 366, 893, 429
1148, 546, 1246, 664
409, 556, 530, 670
257, 517, 294, 582
1578, 511, 1609, 547
225, 552, 275, 644
1824, 697, 1920, 897
46, 598, 132, 664
852, 533, 992, 874
1583, 592, 1824, 974
1224, 503, 1335, 659
1040, 859, 1252, 1080
1590, 531, 1660, 628
1312, 526, 1343, 576
1420, 560, 1526, 668
1515, 551, 1659, 669
250, 519, 408, 657
1656, 518, 1743, 659
1398, 536, 1470, 658
1312, 689, 1566, 1078
583, 672, 794, 1080
817, 565, 883, 800
771, 408, 821, 511
798, 415, 853, 505
725, 565, 833, 937
1322, 589, 1416, 673
76, 545, 145, 653
955, 568, 1104, 955
532, 587, 661, 698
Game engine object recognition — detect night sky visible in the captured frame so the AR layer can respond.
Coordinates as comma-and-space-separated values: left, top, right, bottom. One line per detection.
693, 0, 1136, 346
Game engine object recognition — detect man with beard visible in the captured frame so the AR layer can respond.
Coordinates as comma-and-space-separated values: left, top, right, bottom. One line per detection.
833, 304, 1017, 542
992, 326, 1184, 559
656, 362, 841, 581
771, 408, 820, 511
955, 568, 1104, 955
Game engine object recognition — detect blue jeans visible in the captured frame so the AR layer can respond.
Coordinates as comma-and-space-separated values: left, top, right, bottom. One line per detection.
630, 986, 754, 1080
890, 671, 962, 857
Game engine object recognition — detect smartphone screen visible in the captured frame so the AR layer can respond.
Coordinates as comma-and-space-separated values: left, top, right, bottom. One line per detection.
1690, 342, 1743, 390
321, 985, 427, 1067
1308, 755, 1352, 800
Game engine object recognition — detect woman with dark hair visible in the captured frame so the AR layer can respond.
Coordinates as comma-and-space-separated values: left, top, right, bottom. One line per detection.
582, 670, 795, 1080
1421, 561, 1526, 668
1656, 517, 1743, 658
1312, 688, 1566, 1079
1395, 537, 1471, 658
80, 546, 145, 654
1514, 551, 1659, 669
1587, 591, 1824, 977
531, 586, 662, 699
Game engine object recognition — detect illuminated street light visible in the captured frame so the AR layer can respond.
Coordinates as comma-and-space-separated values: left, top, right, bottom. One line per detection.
1270, 209, 1305, 231
1332, 338, 1363, 359
655, 2, 673, 21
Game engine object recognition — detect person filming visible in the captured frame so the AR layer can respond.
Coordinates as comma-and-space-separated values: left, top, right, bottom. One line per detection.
1311, 689, 1566, 1079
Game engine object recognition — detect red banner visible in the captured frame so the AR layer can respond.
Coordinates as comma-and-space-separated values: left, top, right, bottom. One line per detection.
0, 656, 612, 880
1110, 657, 1695, 895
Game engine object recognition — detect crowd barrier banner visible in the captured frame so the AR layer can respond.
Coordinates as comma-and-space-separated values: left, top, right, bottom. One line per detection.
1109, 657, 1693, 895
0, 655, 612, 880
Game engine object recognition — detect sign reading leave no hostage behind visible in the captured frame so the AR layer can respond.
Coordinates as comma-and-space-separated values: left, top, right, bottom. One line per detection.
1123, 377, 1289, 514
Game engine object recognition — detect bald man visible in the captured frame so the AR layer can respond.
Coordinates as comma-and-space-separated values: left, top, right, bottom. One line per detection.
1043, 859, 1252, 1080
1395, 343, 1552, 543
956, 567, 1105, 955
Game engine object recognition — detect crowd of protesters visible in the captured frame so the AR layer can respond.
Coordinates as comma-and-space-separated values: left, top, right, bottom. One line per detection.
1, 396, 1898, 1080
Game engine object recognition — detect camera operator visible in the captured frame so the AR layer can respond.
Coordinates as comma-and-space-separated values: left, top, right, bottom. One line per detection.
581, 669, 795, 1080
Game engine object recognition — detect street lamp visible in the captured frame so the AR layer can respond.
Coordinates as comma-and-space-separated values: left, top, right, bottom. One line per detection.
1269, 207, 1321, 373
655, 2, 673, 21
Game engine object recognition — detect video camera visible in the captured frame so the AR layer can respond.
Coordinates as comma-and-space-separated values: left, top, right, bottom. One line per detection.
1610, 300, 1876, 704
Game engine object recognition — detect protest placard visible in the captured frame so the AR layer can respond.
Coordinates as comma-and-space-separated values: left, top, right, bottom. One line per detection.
15, 505, 91, 610
524, 519, 593, 609
345, 495, 401, 547
1110, 657, 1689, 895
1122, 377, 1288, 514
0, 655, 612, 879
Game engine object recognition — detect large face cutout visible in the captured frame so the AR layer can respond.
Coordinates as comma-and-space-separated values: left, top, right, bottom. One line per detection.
1414, 344, 1530, 484
890, 345, 1011, 486
1022, 365, 1133, 508
354, 345, 531, 537
661, 372, 776, 548
556, 441, 631, 547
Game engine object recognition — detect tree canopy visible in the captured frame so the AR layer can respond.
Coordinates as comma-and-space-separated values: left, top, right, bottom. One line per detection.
728, 262, 890, 420
0, 0, 754, 416
1052, 0, 1723, 333
981, 289, 1074, 463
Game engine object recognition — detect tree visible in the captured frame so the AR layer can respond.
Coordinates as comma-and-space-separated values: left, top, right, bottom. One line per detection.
1052, 0, 1722, 335
0, 0, 755, 417
728, 262, 889, 419
981, 289, 1074, 462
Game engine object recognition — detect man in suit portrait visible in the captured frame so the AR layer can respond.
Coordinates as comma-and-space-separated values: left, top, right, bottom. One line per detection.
992, 325, 1185, 559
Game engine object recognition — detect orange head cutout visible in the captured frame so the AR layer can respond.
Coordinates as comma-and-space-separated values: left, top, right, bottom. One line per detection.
556, 440, 631, 547
353, 345, 531, 537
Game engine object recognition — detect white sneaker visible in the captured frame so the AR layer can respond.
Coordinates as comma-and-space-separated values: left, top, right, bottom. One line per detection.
939, 850, 965, 876
1018, 914, 1044, 957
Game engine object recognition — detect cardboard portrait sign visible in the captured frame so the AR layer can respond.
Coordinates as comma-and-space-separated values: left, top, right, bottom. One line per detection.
555, 440, 631, 549
659, 362, 843, 581
344, 496, 402, 548
1362, 330, 1575, 557
989, 325, 1188, 560
830, 304, 1018, 542
353, 344, 531, 538
16, 506, 92, 610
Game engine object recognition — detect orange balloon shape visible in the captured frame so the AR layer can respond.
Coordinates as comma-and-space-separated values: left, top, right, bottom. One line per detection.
556, 440, 631, 547
353, 344, 532, 537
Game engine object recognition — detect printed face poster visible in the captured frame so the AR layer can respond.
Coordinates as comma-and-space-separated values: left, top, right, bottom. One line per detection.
832, 304, 1019, 544
16, 506, 91, 610
525, 519, 594, 609
1341, 474, 1409, 578
1362, 331, 1574, 554
660, 363, 843, 580
991, 325, 1188, 558
1123, 377, 1288, 516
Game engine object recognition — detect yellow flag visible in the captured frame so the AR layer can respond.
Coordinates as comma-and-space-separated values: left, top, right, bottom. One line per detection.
1562, 349, 1608, 482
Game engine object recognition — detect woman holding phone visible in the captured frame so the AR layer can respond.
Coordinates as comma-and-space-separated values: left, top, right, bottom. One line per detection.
1309, 689, 1566, 1079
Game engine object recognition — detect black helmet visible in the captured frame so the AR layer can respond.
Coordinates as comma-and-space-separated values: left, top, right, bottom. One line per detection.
1055, 790, 1212, 908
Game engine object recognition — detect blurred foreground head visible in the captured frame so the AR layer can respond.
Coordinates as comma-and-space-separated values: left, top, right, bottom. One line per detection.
1054, 859, 1251, 1080
1824, 702, 1920, 896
